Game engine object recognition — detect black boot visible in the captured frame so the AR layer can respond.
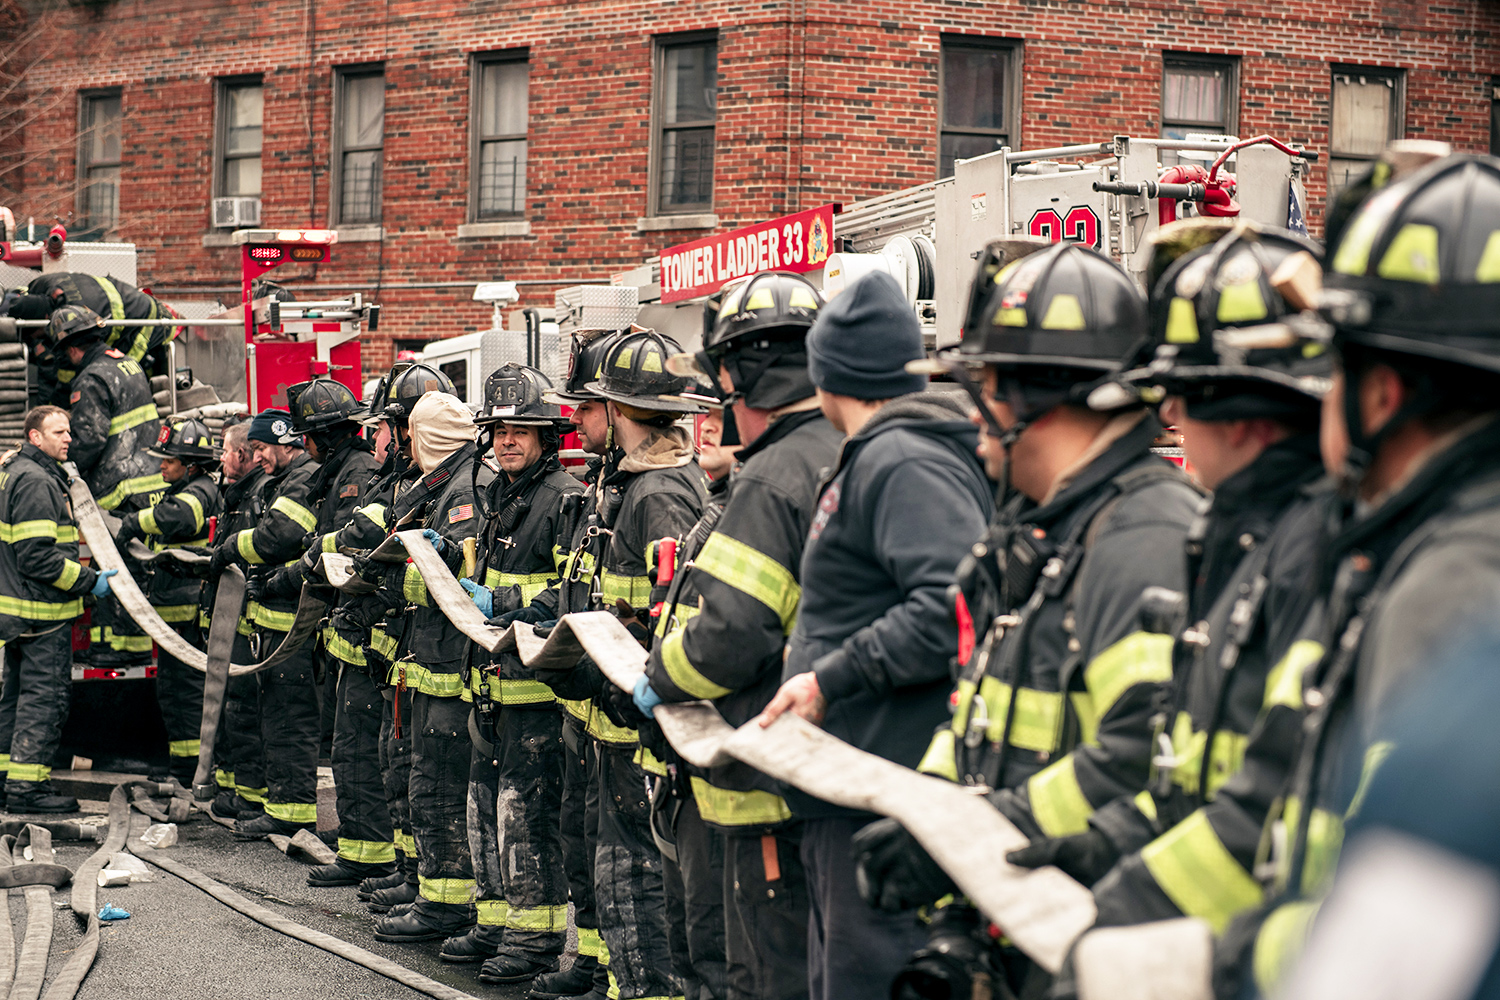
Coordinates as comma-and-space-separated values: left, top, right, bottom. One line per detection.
211, 792, 264, 820
439, 923, 505, 963
480, 950, 560, 985
308, 857, 396, 888
367, 880, 418, 914
527, 958, 599, 999
373, 901, 475, 943
233, 812, 313, 839
358, 870, 407, 900
7, 782, 79, 815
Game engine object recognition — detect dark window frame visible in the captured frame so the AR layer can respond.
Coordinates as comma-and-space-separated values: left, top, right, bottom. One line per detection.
649, 31, 718, 216
1328, 65, 1405, 198
469, 50, 530, 221
938, 36, 1022, 179
213, 75, 264, 202
330, 65, 386, 226
76, 87, 123, 233
1160, 53, 1240, 139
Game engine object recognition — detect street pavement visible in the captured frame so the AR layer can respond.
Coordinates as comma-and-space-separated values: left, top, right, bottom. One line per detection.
7, 779, 575, 1000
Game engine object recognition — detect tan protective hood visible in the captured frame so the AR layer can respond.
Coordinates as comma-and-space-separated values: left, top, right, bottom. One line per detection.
410, 392, 477, 473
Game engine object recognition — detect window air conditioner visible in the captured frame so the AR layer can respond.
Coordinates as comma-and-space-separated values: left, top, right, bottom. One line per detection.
211, 196, 262, 229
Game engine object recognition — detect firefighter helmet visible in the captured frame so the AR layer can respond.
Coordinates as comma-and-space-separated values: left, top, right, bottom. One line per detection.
147, 418, 221, 463
476, 364, 566, 426
550, 331, 624, 403
287, 378, 363, 434
44, 304, 107, 351
951, 242, 1146, 377
1126, 225, 1332, 417
1321, 153, 1500, 374
376, 363, 456, 425
707, 271, 823, 351
587, 329, 703, 414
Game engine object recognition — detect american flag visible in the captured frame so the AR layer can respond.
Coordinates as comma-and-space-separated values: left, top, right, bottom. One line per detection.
1287, 185, 1307, 236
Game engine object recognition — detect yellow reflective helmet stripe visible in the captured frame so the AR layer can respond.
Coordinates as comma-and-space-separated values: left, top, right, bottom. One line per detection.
917, 728, 959, 781
1252, 900, 1321, 996
1165, 297, 1199, 344
1216, 280, 1268, 323
1263, 640, 1324, 710
1141, 810, 1264, 934
1084, 631, 1174, 719
658, 628, 731, 700
1027, 756, 1093, 837
689, 776, 793, 827
270, 495, 317, 532
1477, 231, 1500, 283
1376, 222, 1440, 284
694, 533, 800, 633
1040, 293, 1087, 330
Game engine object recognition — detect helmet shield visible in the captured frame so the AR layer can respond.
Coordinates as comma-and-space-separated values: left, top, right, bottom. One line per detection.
477, 363, 565, 426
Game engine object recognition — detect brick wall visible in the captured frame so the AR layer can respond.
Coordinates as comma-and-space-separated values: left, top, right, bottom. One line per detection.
8, 0, 1499, 367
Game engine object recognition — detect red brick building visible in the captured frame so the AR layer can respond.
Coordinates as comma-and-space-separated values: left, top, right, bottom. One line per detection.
5, 0, 1498, 365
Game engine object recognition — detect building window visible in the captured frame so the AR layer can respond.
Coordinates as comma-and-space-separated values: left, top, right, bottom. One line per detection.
217, 80, 263, 198
1330, 68, 1403, 198
1161, 56, 1238, 139
333, 68, 385, 224
652, 34, 717, 215
471, 54, 528, 218
939, 38, 1019, 178
78, 90, 122, 232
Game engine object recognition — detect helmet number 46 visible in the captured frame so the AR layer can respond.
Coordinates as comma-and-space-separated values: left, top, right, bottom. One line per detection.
1028, 206, 1102, 250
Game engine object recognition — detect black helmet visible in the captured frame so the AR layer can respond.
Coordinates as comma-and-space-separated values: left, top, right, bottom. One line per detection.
951, 241, 1146, 378
668, 271, 823, 411
1127, 226, 1332, 420
45, 304, 106, 352
378, 363, 456, 425
587, 329, 703, 414
476, 364, 566, 426
1321, 153, 1500, 375
550, 331, 623, 402
147, 418, 221, 463
287, 378, 363, 434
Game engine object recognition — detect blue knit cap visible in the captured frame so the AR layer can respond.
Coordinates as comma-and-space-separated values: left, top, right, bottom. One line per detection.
806, 271, 927, 400
247, 408, 302, 447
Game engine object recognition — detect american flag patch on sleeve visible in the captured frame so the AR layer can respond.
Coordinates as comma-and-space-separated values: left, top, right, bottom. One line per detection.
448, 504, 474, 523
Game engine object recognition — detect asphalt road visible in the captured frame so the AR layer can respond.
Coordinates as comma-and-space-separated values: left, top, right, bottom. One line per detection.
11, 803, 574, 1000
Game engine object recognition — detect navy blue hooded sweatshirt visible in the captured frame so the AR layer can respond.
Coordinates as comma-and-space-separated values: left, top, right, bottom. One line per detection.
783, 390, 993, 819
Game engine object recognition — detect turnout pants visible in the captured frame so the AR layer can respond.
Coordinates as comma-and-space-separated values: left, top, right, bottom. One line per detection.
802, 816, 928, 1000
220, 631, 267, 805
332, 665, 395, 865
88, 593, 152, 663
723, 828, 809, 1000
156, 618, 206, 785
409, 690, 475, 915
0, 624, 73, 794
381, 686, 416, 882
664, 796, 728, 1000
496, 707, 568, 958
560, 717, 604, 970
595, 742, 679, 1000
256, 625, 321, 825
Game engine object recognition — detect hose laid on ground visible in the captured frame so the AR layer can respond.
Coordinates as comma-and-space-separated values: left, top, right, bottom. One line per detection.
68, 471, 328, 677
13, 826, 56, 1000
190, 566, 247, 798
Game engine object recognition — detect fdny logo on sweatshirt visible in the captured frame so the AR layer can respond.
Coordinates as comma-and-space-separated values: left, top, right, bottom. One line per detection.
448, 504, 474, 523
808, 482, 840, 543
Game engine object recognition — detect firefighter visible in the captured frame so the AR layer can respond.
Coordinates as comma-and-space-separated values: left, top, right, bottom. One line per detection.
1212, 154, 1500, 998
209, 414, 270, 819
491, 329, 620, 1000
630, 271, 844, 1000
446, 364, 582, 983
211, 408, 323, 838
357, 363, 457, 917
259, 378, 387, 882
1010, 226, 1334, 944
366, 391, 491, 944
115, 418, 226, 787
750, 270, 992, 1000
45, 305, 164, 668
7, 272, 181, 402
0, 406, 115, 813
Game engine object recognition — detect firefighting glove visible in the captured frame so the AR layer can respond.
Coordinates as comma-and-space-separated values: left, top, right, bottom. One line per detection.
115, 512, 143, 549
1005, 827, 1120, 886
632, 674, 663, 720
244, 575, 266, 602
545, 656, 606, 702
600, 683, 648, 730
265, 565, 303, 599
460, 579, 494, 617
208, 544, 239, 580
90, 569, 118, 598
852, 816, 956, 913
353, 553, 384, 584
614, 598, 650, 645
486, 605, 549, 628
421, 528, 446, 553
299, 543, 325, 582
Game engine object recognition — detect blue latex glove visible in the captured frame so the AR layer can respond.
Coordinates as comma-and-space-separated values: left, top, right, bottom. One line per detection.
91, 569, 118, 598
632, 673, 663, 720
459, 578, 493, 617
421, 528, 446, 553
